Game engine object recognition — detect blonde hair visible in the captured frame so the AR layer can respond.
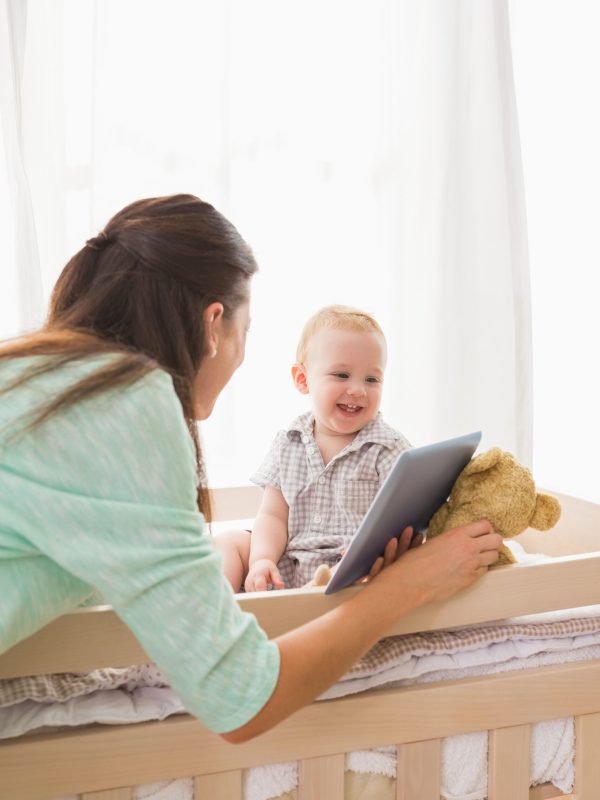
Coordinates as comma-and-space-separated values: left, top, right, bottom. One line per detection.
296, 305, 385, 363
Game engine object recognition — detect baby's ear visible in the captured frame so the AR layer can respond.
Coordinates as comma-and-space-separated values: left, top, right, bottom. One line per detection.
530, 492, 562, 530
291, 363, 310, 395
462, 448, 503, 476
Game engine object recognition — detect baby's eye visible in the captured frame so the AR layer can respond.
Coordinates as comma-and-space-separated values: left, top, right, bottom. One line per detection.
366, 376, 381, 384
333, 372, 350, 380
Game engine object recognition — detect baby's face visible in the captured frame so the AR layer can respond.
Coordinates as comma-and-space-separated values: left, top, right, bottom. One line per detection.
302, 327, 386, 437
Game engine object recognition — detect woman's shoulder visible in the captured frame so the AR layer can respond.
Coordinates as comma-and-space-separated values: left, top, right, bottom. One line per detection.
0, 354, 182, 438
0, 355, 197, 510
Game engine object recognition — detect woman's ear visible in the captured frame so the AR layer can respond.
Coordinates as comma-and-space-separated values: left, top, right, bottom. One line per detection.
291, 363, 310, 395
203, 302, 224, 357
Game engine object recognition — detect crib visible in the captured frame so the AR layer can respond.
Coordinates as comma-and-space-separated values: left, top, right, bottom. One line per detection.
1, 487, 600, 800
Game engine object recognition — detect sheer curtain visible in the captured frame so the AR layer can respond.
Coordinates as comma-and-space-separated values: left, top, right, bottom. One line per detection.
383, 1, 532, 463
510, 0, 600, 502
1, 0, 536, 489
0, 0, 44, 336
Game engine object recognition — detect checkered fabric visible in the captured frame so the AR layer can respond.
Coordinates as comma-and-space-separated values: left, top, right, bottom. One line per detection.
5, 614, 600, 707
346, 613, 600, 676
251, 411, 411, 588
0, 664, 167, 708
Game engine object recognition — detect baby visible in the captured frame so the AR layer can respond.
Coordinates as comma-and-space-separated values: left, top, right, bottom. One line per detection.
216, 304, 412, 591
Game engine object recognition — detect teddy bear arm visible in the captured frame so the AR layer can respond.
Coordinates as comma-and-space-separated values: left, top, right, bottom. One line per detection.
495, 542, 517, 566
427, 503, 450, 538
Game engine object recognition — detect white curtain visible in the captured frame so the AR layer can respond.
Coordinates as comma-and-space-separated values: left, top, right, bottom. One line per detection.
0, 0, 44, 336
1, 0, 537, 489
510, 0, 600, 503
385, 1, 532, 463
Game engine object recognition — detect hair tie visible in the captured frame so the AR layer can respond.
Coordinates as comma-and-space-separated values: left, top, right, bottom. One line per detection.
85, 231, 112, 251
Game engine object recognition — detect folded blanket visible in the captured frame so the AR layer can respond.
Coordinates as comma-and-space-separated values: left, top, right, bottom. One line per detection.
0, 664, 167, 708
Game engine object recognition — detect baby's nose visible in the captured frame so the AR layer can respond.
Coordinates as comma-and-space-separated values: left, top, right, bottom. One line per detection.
347, 382, 366, 396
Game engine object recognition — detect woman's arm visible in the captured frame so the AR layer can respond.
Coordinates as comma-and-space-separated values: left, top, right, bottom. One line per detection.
245, 486, 289, 591
222, 520, 501, 743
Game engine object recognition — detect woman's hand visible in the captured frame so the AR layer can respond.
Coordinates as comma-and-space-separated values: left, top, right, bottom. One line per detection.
357, 526, 424, 583
245, 558, 285, 592
376, 520, 501, 604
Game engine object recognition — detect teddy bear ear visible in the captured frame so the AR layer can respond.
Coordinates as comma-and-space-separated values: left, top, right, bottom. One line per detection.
530, 493, 562, 531
462, 448, 503, 476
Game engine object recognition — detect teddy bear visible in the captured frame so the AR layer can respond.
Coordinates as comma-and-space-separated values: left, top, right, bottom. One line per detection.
427, 447, 561, 565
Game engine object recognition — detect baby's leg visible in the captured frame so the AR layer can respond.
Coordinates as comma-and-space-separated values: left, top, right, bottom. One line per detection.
213, 529, 251, 591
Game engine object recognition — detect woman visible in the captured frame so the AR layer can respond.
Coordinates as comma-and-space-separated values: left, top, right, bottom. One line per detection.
0, 194, 501, 743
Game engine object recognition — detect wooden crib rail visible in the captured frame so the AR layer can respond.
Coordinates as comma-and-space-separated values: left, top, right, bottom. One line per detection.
210, 485, 262, 521
2, 659, 600, 799
1, 488, 599, 680
2, 548, 600, 679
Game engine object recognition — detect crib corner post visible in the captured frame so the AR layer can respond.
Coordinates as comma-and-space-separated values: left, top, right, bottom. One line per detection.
574, 712, 600, 799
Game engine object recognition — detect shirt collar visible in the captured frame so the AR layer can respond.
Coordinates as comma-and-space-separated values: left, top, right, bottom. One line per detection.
286, 411, 400, 450
286, 411, 315, 442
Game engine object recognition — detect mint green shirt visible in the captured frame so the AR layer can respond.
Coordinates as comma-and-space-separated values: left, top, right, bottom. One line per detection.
0, 357, 279, 733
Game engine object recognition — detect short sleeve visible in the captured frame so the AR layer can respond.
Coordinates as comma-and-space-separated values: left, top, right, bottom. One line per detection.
1, 367, 279, 733
250, 429, 287, 488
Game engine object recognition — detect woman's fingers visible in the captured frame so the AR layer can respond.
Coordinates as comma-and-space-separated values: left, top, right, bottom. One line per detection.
467, 529, 503, 558
444, 521, 502, 559
479, 532, 503, 552
362, 528, 421, 584
395, 527, 413, 558
383, 536, 398, 566
368, 556, 384, 579
478, 547, 500, 566
404, 521, 501, 597
409, 532, 424, 550
462, 519, 497, 539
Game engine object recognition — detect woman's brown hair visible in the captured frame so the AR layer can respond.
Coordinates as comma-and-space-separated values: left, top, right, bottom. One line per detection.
0, 194, 259, 519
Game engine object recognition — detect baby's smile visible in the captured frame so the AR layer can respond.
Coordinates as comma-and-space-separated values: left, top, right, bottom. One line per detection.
337, 402, 363, 416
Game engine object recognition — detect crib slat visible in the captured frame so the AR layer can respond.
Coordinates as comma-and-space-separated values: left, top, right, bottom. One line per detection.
81, 790, 132, 800
488, 724, 530, 800
194, 770, 242, 798
574, 712, 600, 798
396, 739, 441, 800
298, 753, 344, 799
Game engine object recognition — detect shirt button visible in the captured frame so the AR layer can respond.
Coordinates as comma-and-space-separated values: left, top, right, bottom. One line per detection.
313, 514, 321, 523
318, 476, 326, 485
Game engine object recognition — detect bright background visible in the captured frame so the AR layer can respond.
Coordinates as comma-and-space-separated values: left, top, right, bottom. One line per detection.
1, 0, 598, 500
510, 0, 600, 501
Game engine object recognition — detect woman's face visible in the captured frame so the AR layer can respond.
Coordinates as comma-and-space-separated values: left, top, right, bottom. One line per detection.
193, 296, 251, 420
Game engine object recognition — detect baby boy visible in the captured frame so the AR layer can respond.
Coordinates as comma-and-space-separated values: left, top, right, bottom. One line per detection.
216, 304, 412, 591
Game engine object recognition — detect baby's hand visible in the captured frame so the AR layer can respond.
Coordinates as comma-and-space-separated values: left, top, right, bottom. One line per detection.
245, 559, 285, 592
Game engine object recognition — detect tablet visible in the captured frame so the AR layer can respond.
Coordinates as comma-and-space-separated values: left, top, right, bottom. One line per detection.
324, 430, 482, 594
